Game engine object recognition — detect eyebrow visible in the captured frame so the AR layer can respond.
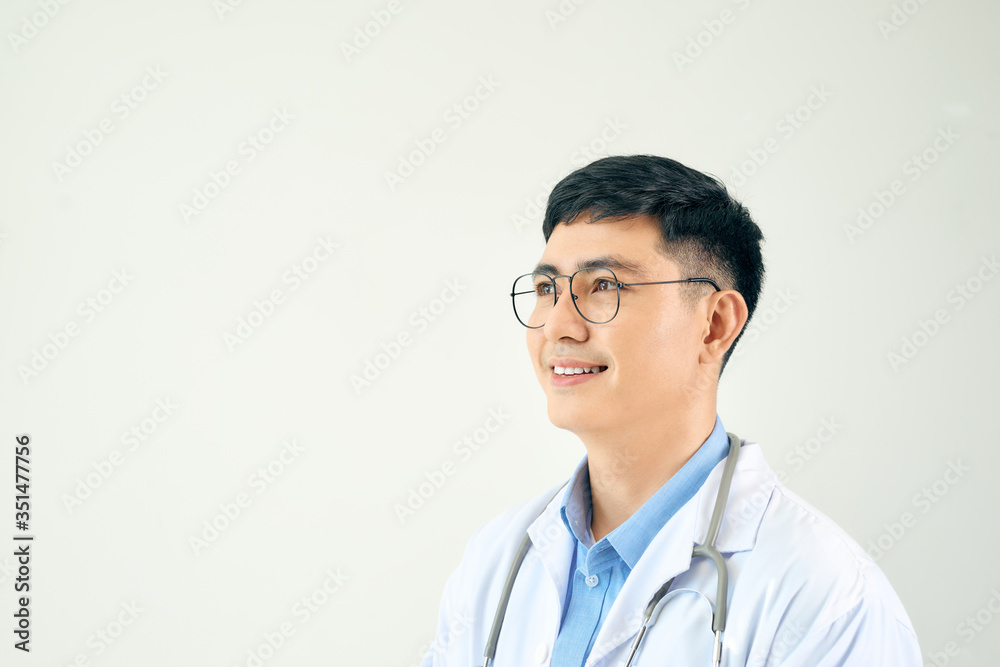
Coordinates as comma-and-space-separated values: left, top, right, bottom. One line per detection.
533, 255, 649, 278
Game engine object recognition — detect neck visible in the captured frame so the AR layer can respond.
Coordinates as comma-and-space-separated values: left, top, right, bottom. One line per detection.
581, 402, 716, 543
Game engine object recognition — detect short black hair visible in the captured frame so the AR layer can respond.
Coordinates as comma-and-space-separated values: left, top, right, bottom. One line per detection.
542, 154, 765, 375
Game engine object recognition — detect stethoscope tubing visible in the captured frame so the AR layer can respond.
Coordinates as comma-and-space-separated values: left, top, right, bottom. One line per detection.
622, 433, 740, 666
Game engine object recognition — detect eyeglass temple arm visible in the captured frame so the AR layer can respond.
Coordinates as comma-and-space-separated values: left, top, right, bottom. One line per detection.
621, 278, 722, 291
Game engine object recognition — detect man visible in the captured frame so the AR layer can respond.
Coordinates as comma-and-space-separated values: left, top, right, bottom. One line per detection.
423, 155, 921, 665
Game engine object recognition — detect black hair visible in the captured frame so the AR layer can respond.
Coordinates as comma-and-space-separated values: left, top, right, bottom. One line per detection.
541, 154, 765, 375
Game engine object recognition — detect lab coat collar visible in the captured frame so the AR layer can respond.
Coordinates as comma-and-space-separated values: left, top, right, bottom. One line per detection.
527, 439, 777, 666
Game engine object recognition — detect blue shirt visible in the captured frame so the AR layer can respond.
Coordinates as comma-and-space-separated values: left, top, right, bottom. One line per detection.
550, 415, 731, 666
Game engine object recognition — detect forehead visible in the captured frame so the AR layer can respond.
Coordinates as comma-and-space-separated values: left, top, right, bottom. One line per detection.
537, 215, 677, 277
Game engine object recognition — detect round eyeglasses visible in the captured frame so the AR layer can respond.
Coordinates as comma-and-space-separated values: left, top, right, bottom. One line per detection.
510, 266, 721, 328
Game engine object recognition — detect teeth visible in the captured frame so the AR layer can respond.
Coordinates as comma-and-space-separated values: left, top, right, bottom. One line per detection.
553, 365, 603, 376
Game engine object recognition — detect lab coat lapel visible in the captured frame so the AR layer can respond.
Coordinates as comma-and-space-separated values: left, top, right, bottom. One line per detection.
584, 442, 775, 665
526, 488, 575, 614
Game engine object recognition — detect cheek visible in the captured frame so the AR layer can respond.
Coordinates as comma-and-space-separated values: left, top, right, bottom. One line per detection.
526, 331, 545, 376
614, 317, 687, 383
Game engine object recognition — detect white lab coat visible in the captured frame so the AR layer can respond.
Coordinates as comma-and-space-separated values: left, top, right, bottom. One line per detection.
422, 440, 922, 666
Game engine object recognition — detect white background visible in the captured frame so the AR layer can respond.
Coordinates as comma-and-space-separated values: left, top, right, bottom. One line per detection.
1, 0, 998, 665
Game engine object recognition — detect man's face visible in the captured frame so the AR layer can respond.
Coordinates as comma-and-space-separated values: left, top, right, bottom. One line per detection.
526, 214, 711, 436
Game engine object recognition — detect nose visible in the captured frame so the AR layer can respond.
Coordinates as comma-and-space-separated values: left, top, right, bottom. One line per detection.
544, 275, 589, 342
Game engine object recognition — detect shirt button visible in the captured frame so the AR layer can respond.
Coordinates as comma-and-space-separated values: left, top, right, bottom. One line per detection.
535, 643, 549, 663
585, 574, 599, 587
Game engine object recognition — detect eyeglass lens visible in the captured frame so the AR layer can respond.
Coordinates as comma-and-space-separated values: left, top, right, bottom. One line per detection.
512, 267, 619, 327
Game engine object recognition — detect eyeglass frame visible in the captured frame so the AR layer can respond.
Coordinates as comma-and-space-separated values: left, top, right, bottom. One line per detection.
510, 266, 722, 329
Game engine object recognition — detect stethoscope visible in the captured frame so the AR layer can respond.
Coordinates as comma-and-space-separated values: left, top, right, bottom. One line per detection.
479, 432, 742, 667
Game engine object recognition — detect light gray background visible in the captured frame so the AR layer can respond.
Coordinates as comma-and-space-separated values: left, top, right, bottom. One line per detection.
1, 0, 997, 665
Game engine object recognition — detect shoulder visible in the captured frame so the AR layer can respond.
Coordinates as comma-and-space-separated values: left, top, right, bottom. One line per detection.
759, 481, 895, 593
426, 483, 565, 653
458, 482, 565, 563
725, 445, 907, 614
441, 481, 565, 596
740, 475, 920, 654
423, 482, 572, 665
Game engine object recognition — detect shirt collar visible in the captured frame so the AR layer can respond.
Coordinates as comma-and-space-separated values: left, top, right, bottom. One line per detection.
559, 415, 731, 569
560, 458, 595, 548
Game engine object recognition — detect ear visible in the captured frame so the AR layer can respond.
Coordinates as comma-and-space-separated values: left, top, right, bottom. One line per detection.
699, 289, 749, 368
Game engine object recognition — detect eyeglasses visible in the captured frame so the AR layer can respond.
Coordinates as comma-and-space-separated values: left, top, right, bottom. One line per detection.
510, 266, 721, 328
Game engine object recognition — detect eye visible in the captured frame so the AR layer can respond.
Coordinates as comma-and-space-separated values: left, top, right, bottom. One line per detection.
594, 278, 617, 292
535, 282, 554, 296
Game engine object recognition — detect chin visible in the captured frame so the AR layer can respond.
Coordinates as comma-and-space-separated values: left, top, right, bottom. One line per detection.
545, 401, 593, 433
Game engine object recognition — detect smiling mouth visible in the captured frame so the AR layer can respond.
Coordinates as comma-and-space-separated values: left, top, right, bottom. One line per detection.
552, 365, 608, 377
